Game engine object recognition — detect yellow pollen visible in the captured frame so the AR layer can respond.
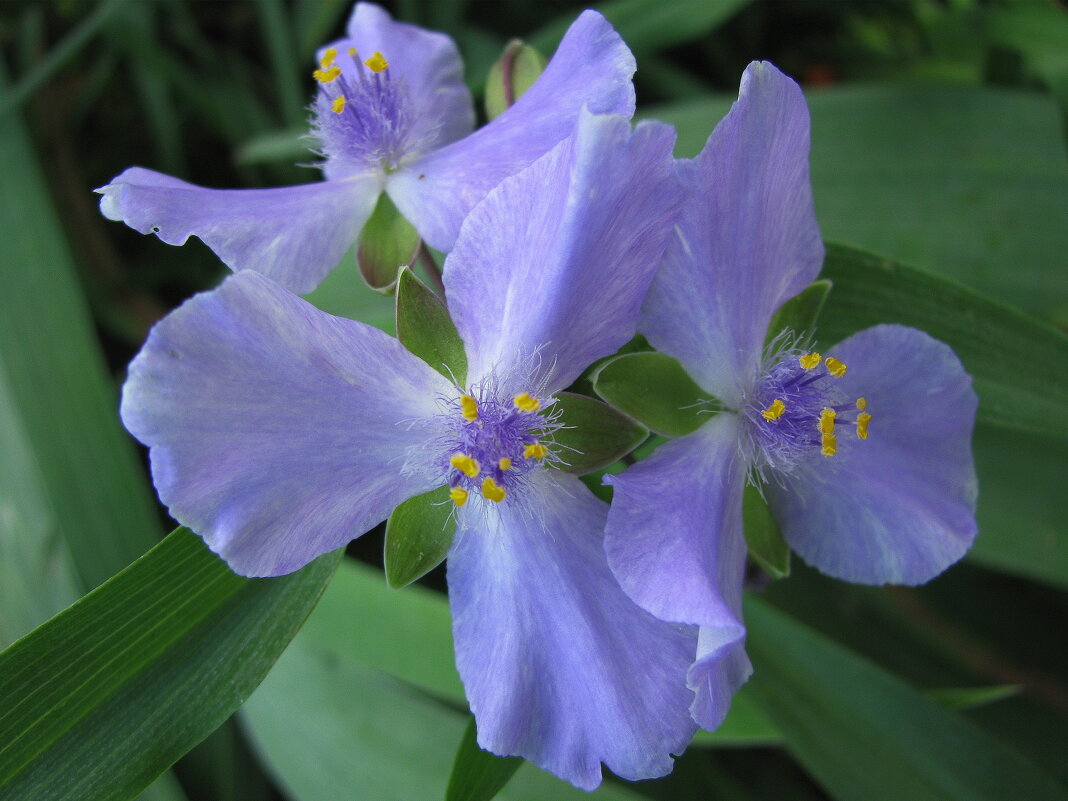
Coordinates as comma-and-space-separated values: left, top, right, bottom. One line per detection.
819, 407, 837, 435
513, 392, 540, 412
364, 51, 389, 73
460, 395, 479, 422
320, 48, 337, 69
331, 95, 346, 113
856, 397, 867, 411
821, 433, 837, 457
348, 47, 357, 57
761, 398, 786, 422
313, 65, 341, 83
799, 352, 821, 370
524, 442, 547, 460
482, 477, 506, 503
449, 453, 480, 479
498, 457, 513, 471
825, 356, 847, 377
450, 487, 469, 507
856, 411, 872, 440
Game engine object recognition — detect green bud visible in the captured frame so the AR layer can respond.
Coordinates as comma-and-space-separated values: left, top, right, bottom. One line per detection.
484, 39, 547, 120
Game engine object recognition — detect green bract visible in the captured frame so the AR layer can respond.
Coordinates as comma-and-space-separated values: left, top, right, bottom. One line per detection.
592, 351, 712, 437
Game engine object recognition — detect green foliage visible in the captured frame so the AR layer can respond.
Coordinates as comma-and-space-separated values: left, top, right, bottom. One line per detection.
384, 486, 456, 589
550, 392, 649, 474
742, 486, 791, 580
358, 193, 422, 292
592, 352, 713, 438
766, 280, 832, 345
446, 717, 524, 801
395, 266, 468, 382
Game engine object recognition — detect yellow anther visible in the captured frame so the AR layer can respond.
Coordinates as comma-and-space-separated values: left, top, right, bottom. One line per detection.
331, 96, 346, 113
449, 453, 480, 479
513, 392, 540, 412
313, 65, 341, 83
819, 407, 837, 435
460, 394, 479, 422
825, 356, 847, 377
320, 48, 337, 69
523, 442, 547, 460
856, 411, 872, 440
498, 457, 513, 471
761, 398, 786, 422
450, 487, 469, 507
364, 51, 389, 73
799, 352, 821, 370
482, 477, 506, 503
821, 433, 837, 457
347, 47, 357, 57
856, 397, 867, 411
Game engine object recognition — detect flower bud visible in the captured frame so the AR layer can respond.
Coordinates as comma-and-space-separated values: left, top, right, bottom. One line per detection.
484, 39, 547, 120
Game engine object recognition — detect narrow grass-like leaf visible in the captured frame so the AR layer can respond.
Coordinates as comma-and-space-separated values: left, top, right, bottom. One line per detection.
384, 486, 456, 589
742, 486, 790, 580
551, 392, 648, 474
592, 352, 712, 437
0, 528, 340, 801
395, 266, 467, 382
359, 193, 422, 292
446, 717, 523, 801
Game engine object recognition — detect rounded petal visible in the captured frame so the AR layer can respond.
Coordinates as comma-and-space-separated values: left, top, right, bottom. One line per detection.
388, 9, 636, 251
97, 168, 380, 295
769, 324, 979, 585
121, 271, 453, 577
444, 110, 680, 395
688, 625, 752, 732
447, 471, 697, 791
641, 61, 824, 405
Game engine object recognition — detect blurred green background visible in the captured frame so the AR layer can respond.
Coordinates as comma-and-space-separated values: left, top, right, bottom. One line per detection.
1, 1, 1067, 800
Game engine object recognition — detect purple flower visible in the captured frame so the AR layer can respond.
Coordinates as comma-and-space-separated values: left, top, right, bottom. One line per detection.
97, 3, 636, 294
120, 110, 697, 789
602, 62, 979, 731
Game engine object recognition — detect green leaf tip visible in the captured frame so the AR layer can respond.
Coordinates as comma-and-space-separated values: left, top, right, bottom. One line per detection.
395, 266, 468, 384
765, 279, 832, 346
384, 486, 456, 589
445, 716, 523, 801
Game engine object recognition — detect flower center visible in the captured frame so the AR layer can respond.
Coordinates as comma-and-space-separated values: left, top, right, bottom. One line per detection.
742, 349, 871, 476
311, 48, 437, 175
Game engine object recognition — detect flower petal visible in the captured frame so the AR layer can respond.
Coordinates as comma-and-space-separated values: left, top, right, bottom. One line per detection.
640, 61, 824, 405
768, 324, 979, 585
447, 470, 697, 790
688, 624, 752, 732
444, 110, 680, 395
98, 168, 380, 295
387, 9, 636, 251
121, 271, 452, 577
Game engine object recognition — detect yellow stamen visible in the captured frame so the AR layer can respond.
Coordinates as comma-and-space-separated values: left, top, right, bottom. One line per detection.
460, 394, 479, 422
449, 453, 480, 479
799, 352, 821, 370
347, 47, 357, 57
825, 356, 847, 377
364, 51, 389, 73
856, 397, 867, 411
819, 407, 836, 435
524, 441, 547, 460
761, 398, 786, 422
482, 477, 506, 503
331, 95, 346, 113
313, 65, 341, 83
513, 392, 540, 412
821, 433, 837, 457
320, 48, 337, 69
498, 457, 513, 471
856, 411, 871, 440
449, 487, 469, 507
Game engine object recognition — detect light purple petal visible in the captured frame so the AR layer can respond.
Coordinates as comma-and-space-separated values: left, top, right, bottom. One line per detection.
97, 168, 380, 295
121, 271, 452, 577
768, 324, 979, 585
387, 10, 636, 251
688, 624, 752, 732
448, 470, 697, 790
640, 61, 824, 405
325, 2, 473, 157
444, 110, 680, 395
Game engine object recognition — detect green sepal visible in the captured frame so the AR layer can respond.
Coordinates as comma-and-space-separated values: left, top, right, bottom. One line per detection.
550, 392, 648, 475
384, 486, 456, 589
742, 484, 791, 579
357, 192, 421, 293
484, 39, 547, 120
445, 716, 523, 801
395, 266, 467, 384
592, 351, 714, 438
765, 279, 832, 346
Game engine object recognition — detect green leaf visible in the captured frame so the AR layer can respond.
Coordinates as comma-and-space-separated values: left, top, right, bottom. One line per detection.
384, 486, 456, 589
395, 266, 468, 383
0, 528, 340, 801
742, 486, 790, 580
766, 280, 832, 345
691, 687, 781, 748
592, 352, 713, 438
816, 243, 1068, 441
358, 192, 421, 292
446, 717, 523, 801
550, 392, 648, 474
485, 40, 546, 120
744, 596, 1067, 801
925, 685, 1019, 711
305, 245, 396, 333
